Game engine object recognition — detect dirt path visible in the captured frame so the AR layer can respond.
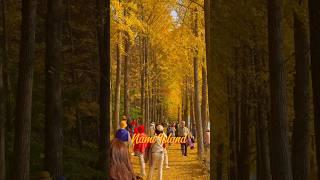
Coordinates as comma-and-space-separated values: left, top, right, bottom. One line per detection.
131, 143, 209, 180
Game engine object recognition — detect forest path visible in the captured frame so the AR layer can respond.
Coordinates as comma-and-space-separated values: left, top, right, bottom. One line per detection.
131, 143, 209, 180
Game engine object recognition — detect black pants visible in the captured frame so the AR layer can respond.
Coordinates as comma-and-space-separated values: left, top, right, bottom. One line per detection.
181, 143, 187, 156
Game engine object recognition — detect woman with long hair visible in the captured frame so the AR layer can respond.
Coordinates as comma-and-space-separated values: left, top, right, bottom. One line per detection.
110, 138, 138, 180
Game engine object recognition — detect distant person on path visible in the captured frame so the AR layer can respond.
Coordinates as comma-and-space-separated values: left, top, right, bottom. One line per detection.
167, 123, 176, 137
122, 115, 129, 131
133, 125, 148, 177
178, 121, 190, 156
137, 117, 141, 125
175, 121, 179, 135
147, 125, 165, 180
186, 133, 195, 150
115, 120, 132, 147
126, 115, 133, 133
150, 122, 155, 136
130, 119, 137, 136
110, 138, 140, 180
162, 122, 167, 135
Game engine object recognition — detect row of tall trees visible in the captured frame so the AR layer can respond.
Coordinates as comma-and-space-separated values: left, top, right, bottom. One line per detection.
205, 0, 319, 179
110, 0, 203, 129
0, 0, 111, 179
1, 0, 210, 178
110, 0, 210, 162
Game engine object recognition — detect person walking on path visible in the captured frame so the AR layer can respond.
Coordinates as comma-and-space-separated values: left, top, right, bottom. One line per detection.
150, 122, 156, 136
163, 132, 170, 169
167, 123, 176, 137
110, 138, 143, 180
130, 119, 137, 136
175, 121, 179, 136
178, 121, 190, 156
115, 120, 132, 148
147, 125, 165, 180
133, 125, 148, 177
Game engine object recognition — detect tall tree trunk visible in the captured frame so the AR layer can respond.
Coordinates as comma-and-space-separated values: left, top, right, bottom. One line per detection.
1, 0, 11, 133
75, 109, 83, 149
216, 142, 224, 180
147, 81, 151, 126
144, 37, 149, 131
204, 0, 215, 174
308, 0, 320, 178
228, 76, 237, 180
96, 0, 110, 175
0, 0, 7, 178
113, 34, 121, 131
193, 8, 204, 159
150, 81, 154, 122
44, 0, 64, 177
123, 4, 130, 117
177, 106, 180, 122
0, 62, 4, 180
190, 92, 195, 137
239, 60, 250, 180
234, 49, 241, 180
12, 0, 37, 179
152, 86, 156, 122
184, 78, 189, 124
268, 0, 292, 178
255, 53, 271, 180
292, 5, 311, 180
201, 61, 208, 131
256, 98, 272, 180
0, 63, 4, 180
155, 78, 159, 123
140, 36, 145, 124
123, 33, 129, 116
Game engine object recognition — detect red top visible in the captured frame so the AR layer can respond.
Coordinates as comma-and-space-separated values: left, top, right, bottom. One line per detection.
133, 125, 148, 153
131, 120, 137, 127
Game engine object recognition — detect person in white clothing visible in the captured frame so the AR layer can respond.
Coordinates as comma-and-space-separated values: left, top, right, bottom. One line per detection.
162, 130, 170, 169
150, 122, 156, 136
147, 124, 164, 180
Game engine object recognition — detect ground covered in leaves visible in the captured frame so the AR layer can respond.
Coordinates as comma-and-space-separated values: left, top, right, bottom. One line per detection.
132, 143, 209, 180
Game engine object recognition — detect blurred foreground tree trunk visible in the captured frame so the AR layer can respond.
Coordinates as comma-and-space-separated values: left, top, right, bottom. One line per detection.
13, 0, 37, 179
292, 1, 311, 179
44, 0, 64, 177
254, 53, 272, 180
268, 0, 292, 178
96, 0, 110, 176
239, 50, 250, 180
308, 0, 320, 178
204, 0, 215, 175
0, 0, 7, 178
